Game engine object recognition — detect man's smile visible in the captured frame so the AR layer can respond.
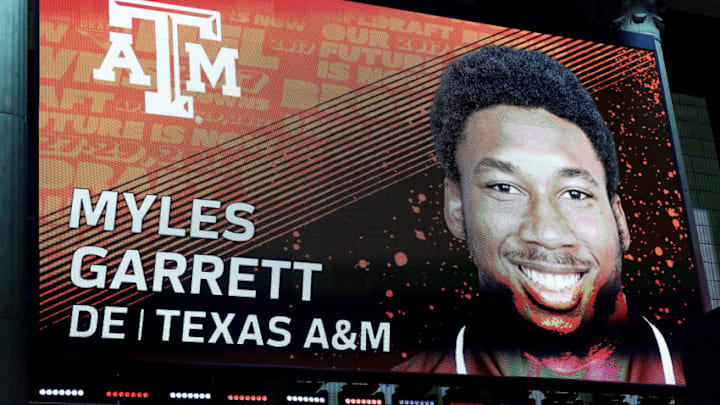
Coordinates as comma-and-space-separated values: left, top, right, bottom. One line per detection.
514, 261, 588, 311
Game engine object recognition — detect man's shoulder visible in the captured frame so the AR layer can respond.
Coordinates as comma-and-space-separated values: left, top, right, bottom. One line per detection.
623, 315, 686, 385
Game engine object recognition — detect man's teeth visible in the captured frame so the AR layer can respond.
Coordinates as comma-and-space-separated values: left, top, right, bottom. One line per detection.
520, 266, 581, 291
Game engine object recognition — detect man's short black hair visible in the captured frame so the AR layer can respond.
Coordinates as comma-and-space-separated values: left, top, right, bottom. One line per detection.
431, 46, 619, 197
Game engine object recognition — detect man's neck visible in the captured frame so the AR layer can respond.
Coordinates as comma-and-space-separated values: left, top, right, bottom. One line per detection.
474, 291, 632, 379
518, 341, 629, 380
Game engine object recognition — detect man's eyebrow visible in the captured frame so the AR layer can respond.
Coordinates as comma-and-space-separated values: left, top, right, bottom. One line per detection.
558, 167, 600, 187
472, 157, 517, 177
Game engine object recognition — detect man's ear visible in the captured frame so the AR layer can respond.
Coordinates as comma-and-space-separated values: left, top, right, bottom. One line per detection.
444, 178, 466, 240
611, 193, 631, 252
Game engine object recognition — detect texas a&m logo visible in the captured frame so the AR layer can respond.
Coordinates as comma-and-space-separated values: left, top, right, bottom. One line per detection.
93, 0, 241, 118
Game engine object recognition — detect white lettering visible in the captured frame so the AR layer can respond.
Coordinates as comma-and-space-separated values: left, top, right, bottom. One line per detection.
152, 251, 187, 293
190, 254, 223, 295
70, 246, 108, 289
190, 198, 220, 239
223, 202, 255, 242
69, 188, 118, 231
360, 321, 391, 352
237, 314, 263, 345
158, 196, 185, 237
267, 316, 291, 347
101, 306, 127, 340
208, 312, 235, 344
303, 318, 329, 349
228, 257, 257, 298
156, 308, 181, 341
92, 32, 151, 86
123, 193, 157, 233
94, 0, 240, 118
182, 310, 205, 343
69, 305, 98, 338
185, 43, 241, 97
109, 249, 147, 291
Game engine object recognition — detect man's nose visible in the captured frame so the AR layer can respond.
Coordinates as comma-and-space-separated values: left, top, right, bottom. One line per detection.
519, 196, 578, 249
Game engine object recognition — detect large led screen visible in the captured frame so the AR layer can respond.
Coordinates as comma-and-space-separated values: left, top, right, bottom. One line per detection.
38, 0, 702, 385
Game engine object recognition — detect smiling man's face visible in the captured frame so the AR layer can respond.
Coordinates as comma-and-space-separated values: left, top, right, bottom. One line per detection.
444, 105, 630, 334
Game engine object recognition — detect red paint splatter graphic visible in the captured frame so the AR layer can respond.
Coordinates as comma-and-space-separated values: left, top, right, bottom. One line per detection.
394, 252, 408, 267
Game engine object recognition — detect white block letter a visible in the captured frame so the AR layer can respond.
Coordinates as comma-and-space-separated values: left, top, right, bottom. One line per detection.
93, 32, 151, 86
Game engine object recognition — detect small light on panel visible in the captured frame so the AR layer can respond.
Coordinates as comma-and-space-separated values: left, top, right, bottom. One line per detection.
106, 390, 149, 399
286, 395, 327, 403
344, 398, 382, 405
170, 391, 212, 400
39, 388, 85, 397
229, 393, 269, 401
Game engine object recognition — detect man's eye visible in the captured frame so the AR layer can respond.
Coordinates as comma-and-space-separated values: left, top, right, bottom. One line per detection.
489, 183, 520, 194
562, 189, 590, 200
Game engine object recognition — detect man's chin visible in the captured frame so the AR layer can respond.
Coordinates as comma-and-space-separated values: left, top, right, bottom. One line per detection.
525, 310, 583, 334
515, 293, 588, 334
510, 277, 591, 334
